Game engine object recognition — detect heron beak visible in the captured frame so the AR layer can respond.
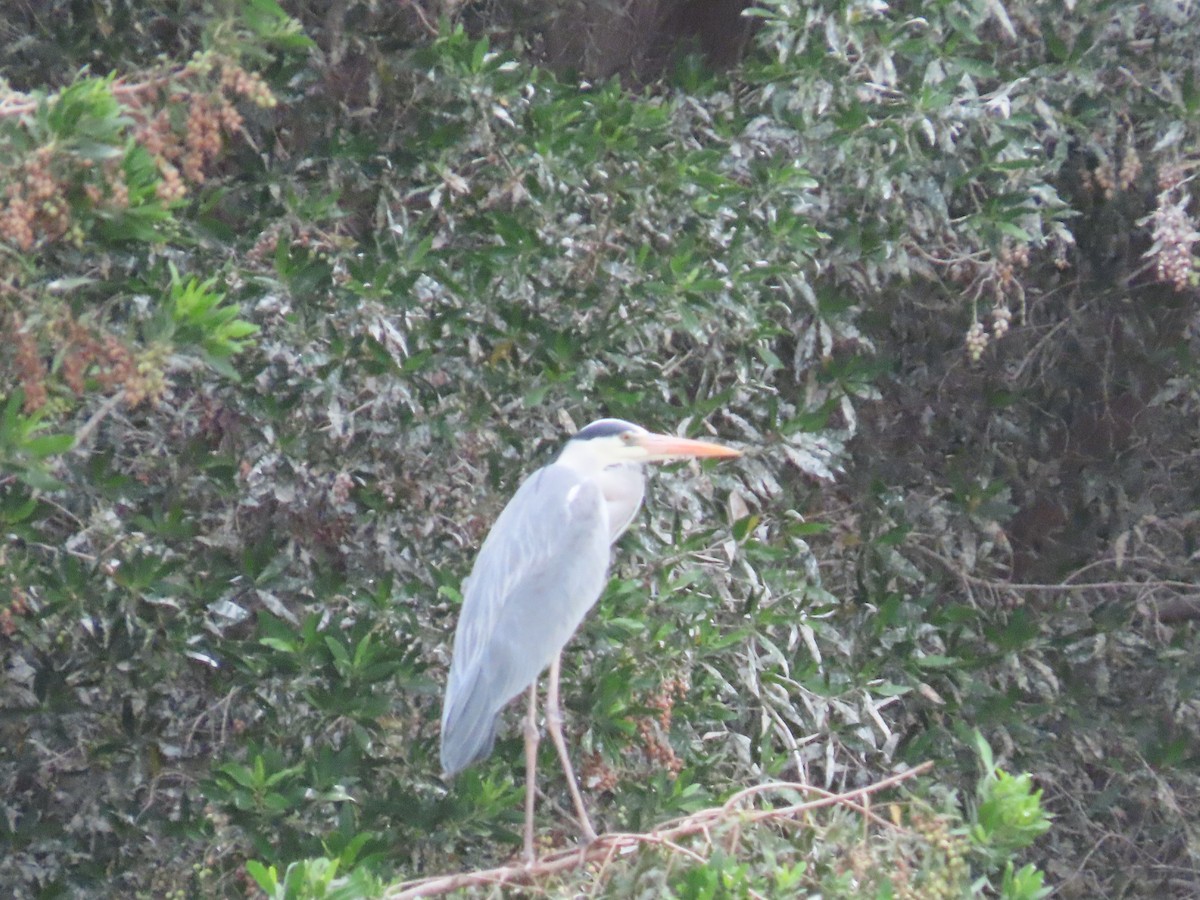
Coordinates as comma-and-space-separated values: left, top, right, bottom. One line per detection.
634, 432, 742, 462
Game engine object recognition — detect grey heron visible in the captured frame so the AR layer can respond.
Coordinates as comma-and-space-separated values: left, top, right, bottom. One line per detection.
440, 418, 741, 862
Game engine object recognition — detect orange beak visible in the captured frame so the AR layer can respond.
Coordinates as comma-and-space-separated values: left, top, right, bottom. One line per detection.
632, 432, 742, 462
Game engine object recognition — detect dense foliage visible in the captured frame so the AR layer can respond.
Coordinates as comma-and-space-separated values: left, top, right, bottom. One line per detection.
1, 0, 1197, 897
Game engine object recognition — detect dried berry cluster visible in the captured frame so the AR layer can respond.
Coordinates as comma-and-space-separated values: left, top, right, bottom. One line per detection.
0, 588, 29, 638
9, 311, 166, 412
136, 61, 274, 201
1118, 142, 1143, 192
245, 222, 350, 271
13, 316, 48, 411
964, 320, 989, 362
329, 471, 355, 505
1088, 158, 1116, 199
580, 751, 618, 793
990, 302, 1013, 339
82, 162, 131, 209
1, 58, 276, 253
219, 63, 277, 109
1077, 141, 1143, 202
889, 811, 971, 900
965, 241, 1027, 361
636, 676, 690, 777
246, 222, 284, 264
1146, 191, 1197, 292
0, 147, 72, 251
1158, 162, 1186, 193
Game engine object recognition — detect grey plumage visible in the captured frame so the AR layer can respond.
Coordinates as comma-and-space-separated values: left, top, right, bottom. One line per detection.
440, 464, 612, 774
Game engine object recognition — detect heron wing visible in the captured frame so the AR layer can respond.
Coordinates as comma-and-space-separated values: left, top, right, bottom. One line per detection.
440, 463, 611, 775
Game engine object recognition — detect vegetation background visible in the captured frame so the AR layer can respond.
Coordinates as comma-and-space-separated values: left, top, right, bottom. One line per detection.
1, 0, 1197, 896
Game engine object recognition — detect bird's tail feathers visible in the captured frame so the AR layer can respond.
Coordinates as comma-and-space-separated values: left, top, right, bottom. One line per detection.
440, 669, 503, 776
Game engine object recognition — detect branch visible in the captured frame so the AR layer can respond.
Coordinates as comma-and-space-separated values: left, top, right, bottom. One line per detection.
383, 762, 933, 899
909, 543, 1194, 593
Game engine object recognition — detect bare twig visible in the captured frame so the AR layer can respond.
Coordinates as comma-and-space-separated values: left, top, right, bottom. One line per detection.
400, 0, 440, 38
910, 543, 1194, 593
73, 392, 124, 451
384, 763, 933, 899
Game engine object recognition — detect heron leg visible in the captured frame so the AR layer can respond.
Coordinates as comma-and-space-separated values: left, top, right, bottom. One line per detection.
545, 654, 599, 844
523, 682, 540, 864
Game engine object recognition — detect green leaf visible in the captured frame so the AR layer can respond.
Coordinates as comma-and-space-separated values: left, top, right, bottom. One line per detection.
218, 762, 261, 791
23, 433, 74, 458
325, 636, 352, 669
243, 860, 279, 894
994, 221, 1033, 241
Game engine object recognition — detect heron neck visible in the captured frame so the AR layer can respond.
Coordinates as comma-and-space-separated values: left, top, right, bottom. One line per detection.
595, 464, 646, 543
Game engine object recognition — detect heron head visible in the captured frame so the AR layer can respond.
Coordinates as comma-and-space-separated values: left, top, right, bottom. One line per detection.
565, 418, 741, 467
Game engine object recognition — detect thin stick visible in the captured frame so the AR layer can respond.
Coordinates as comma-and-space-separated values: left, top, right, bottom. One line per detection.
399, 0, 440, 38
73, 392, 123, 451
